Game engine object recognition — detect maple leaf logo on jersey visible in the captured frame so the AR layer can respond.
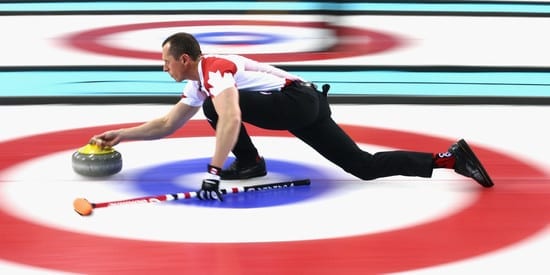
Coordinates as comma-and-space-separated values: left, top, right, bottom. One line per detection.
207, 70, 236, 95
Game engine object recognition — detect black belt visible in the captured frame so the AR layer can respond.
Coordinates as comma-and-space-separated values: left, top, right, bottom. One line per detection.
290, 80, 318, 90
291, 80, 330, 97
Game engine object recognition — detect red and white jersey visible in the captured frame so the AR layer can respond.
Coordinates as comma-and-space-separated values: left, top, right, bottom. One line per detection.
180, 54, 301, 106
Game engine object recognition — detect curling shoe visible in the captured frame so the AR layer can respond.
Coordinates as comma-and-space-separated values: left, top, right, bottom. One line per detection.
449, 139, 494, 188
221, 157, 267, 180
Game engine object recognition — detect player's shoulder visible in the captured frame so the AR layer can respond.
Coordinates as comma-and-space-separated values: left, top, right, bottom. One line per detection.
202, 54, 242, 71
203, 54, 247, 64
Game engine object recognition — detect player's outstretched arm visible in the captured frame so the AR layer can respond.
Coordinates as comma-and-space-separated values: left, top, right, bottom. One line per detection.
91, 102, 200, 147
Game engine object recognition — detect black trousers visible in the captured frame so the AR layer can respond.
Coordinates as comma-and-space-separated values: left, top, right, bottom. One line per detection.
202, 83, 434, 180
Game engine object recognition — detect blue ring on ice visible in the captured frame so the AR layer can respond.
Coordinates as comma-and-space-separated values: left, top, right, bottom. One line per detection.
195, 31, 286, 45
130, 157, 333, 208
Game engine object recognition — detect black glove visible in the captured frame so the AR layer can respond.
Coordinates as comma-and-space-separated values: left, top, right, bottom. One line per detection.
197, 164, 224, 201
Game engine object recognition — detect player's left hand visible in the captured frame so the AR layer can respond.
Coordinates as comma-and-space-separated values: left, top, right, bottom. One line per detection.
197, 178, 224, 201
197, 164, 224, 201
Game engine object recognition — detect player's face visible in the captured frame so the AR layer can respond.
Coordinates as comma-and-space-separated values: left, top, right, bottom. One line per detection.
162, 43, 185, 82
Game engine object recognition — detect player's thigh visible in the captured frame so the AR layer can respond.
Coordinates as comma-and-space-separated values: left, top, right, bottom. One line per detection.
239, 90, 318, 130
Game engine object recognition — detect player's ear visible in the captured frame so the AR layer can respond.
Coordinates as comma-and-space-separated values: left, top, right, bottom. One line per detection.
180, 54, 190, 64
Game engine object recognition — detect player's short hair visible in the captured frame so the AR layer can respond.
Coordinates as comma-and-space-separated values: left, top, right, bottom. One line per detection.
162, 32, 202, 60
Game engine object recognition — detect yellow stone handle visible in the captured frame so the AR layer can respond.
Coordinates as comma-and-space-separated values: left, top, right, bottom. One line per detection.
77, 143, 116, 155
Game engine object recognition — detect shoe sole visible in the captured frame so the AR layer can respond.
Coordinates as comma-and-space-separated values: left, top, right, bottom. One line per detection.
221, 171, 267, 180
457, 139, 494, 188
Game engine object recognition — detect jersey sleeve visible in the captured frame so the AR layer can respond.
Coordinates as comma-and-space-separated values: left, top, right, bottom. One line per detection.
201, 57, 238, 96
180, 80, 206, 107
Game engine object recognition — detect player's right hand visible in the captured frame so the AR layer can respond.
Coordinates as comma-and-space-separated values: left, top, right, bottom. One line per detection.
90, 130, 122, 148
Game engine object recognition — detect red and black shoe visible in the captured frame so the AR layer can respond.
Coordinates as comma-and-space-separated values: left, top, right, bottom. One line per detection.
221, 157, 267, 180
449, 139, 494, 188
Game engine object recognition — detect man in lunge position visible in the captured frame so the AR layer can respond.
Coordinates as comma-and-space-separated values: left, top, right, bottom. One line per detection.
91, 32, 494, 200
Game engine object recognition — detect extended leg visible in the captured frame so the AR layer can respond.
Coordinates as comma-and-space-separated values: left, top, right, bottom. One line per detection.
291, 115, 434, 180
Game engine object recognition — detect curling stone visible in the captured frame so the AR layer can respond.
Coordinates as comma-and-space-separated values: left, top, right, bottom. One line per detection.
72, 144, 122, 177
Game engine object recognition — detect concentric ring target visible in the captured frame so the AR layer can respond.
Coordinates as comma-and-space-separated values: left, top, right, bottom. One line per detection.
1, 121, 549, 274
65, 20, 401, 62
